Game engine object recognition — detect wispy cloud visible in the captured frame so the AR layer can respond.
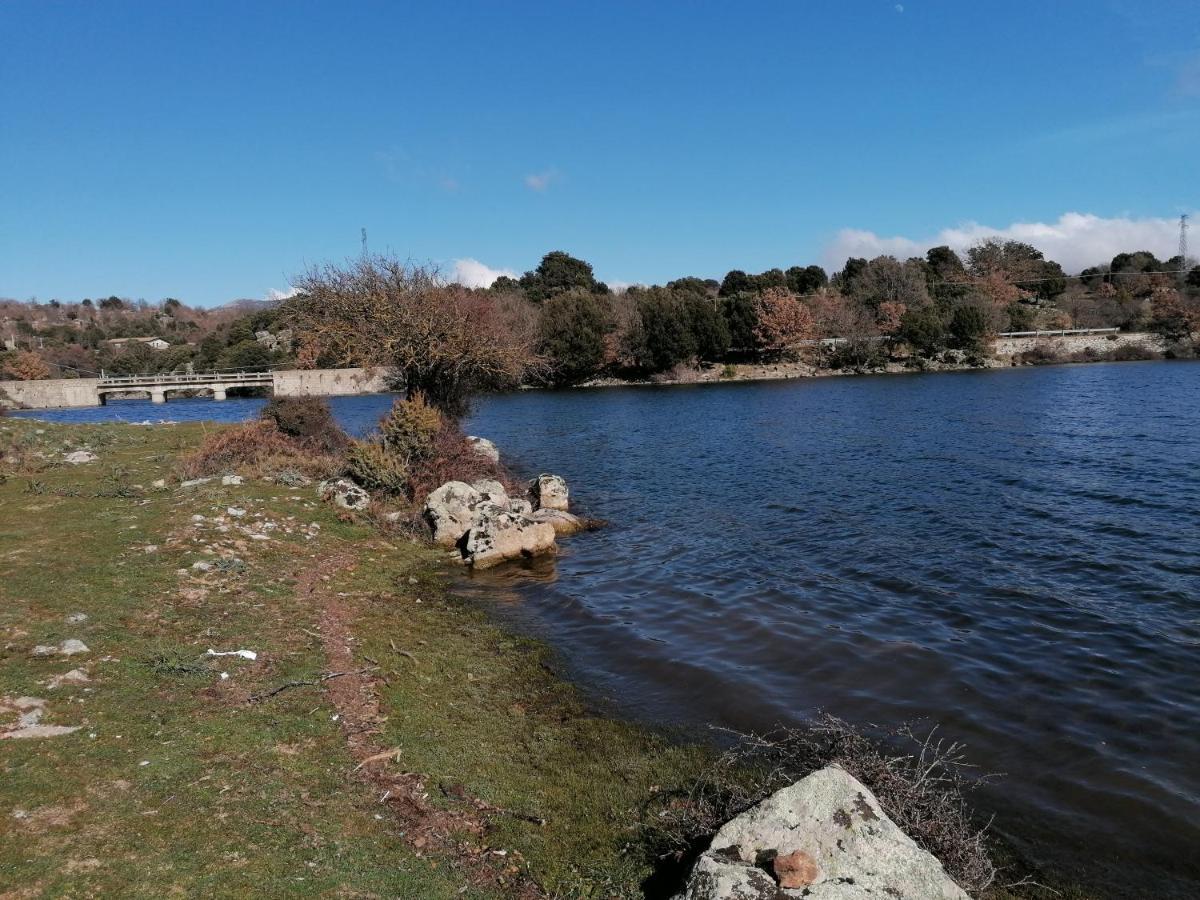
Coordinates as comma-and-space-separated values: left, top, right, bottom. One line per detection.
450, 258, 517, 289
524, 168, 562, 192
375, 146, 461, 192
822, 212, 1191, 274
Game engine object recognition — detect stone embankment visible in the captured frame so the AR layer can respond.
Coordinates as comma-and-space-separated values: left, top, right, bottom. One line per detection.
679, 766, 968, 900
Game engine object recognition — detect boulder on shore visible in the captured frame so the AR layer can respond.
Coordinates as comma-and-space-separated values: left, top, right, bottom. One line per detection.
424, 481, 484, 546
459, 503, 556, 569
317, 478, 370, 511
680, 765, 968, 899
466, 436, 500, 463
529, 474, 569, 511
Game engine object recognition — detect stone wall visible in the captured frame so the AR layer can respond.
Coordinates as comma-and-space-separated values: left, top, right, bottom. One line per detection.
271, 367, 394, 397
0, 378, 101, 409
992, 331, 1163, 360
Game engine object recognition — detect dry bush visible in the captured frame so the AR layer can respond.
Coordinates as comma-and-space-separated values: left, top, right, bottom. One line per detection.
650, 364, 701, 384
1015, 345, 1064, 366
285, 256, 540, 416
259, 396, 349, 454
643, 714, 997, 896
405, 421, 517, 505
178, 420, 341, 480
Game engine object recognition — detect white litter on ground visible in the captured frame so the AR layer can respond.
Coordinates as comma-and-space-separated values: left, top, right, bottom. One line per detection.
205, 649, 257, 661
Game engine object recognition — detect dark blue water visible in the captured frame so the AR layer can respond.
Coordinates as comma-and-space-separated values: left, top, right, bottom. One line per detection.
18, 362, 1200, 897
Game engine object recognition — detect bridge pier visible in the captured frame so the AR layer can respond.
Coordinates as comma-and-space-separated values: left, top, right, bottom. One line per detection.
151, 388, 167, 404
211, 387, 227, 401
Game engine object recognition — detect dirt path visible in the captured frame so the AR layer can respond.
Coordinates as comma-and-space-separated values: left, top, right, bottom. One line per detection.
295, 550, 545, 899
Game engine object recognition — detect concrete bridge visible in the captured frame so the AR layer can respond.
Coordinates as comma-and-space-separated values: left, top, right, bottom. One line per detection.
97, 370, 276, 404
0, 367, 393, 409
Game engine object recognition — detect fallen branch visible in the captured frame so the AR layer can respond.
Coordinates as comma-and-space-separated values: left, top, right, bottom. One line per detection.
248, 667, 377, 703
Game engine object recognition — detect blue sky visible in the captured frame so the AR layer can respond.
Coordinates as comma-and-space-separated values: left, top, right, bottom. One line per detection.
2, 0, 1198, 305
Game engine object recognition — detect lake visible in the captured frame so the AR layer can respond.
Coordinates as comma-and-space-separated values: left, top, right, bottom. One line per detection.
16, 361, 1200, 898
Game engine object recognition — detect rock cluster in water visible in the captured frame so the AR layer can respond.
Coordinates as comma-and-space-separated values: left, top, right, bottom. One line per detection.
678, 766, 968, 899
425, 473, 584, 568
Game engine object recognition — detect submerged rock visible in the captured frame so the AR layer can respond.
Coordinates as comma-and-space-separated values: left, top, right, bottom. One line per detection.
529, 508, 587, 536
681, 766, 968, 899
317, 478, 370, 511
529, 474, 569, 511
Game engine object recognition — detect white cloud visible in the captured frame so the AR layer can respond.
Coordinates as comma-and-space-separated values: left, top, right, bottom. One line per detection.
265, 286, 300, 302
822, 212, 1189, 274
451, 258, 518, 289
524, 168, 562, 192
894, 4, 904, 12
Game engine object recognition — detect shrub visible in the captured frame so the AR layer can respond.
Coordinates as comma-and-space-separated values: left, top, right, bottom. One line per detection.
1108, 342, 1159, 361
346, 440, 409, 494
948, 304, 990, 350
404, 421, 514, 504
178, 420, 341, 480
1016, 345, 1064, 366
259, 396, 349, 454
379, 392, 442, 460
643, 715, 996, 896
538, 290, 610, 385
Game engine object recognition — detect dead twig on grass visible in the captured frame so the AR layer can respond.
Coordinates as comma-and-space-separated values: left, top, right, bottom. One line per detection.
248, 666, 377, 703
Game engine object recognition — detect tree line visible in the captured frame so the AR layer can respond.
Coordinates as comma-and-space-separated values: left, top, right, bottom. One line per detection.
503, 244, 1200, 385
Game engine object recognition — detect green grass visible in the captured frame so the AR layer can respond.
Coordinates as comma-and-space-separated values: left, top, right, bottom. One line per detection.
0, 419, 707, 898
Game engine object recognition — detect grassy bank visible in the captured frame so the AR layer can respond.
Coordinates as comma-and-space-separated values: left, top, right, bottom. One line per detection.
0, 418, 1093, 899
0, 419, 703, 897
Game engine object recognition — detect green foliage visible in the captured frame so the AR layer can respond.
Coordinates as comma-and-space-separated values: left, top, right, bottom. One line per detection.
948, 304, 991, 349
1006, 302, 1036, 332
219, 339, 272, 370
786, 264, 828, 294
519, 250, 606, 303
628, 289, 697, 371
721, 292, 759, 349
899, 305, 946, 355
379, 392, 443, 461
537, 290, 610, 385
346, 440, 409, 494
684, 294, 731, 360
718, 269, 754, 297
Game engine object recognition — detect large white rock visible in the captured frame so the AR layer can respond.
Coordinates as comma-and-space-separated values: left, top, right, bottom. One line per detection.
683, 766, 968, 899
424, 481, 484, 546
63, 450, 97, 465
471, 479, 509, 506
317, 478, 370, 511
529, 474, 569, 511
466, 436, 500, 463
459, 504, 556, 569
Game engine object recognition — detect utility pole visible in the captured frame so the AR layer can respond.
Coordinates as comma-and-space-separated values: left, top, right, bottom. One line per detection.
1179, 214, 1189, 281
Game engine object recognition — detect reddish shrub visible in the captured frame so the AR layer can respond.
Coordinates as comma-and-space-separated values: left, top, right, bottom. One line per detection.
178, 420, 341, 480
259, 397, 349, 454
405, 422, 517, 504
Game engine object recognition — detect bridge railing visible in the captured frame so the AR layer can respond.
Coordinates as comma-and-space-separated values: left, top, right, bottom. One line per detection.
97, 369, 277, 387
995, 327, 1120, 338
